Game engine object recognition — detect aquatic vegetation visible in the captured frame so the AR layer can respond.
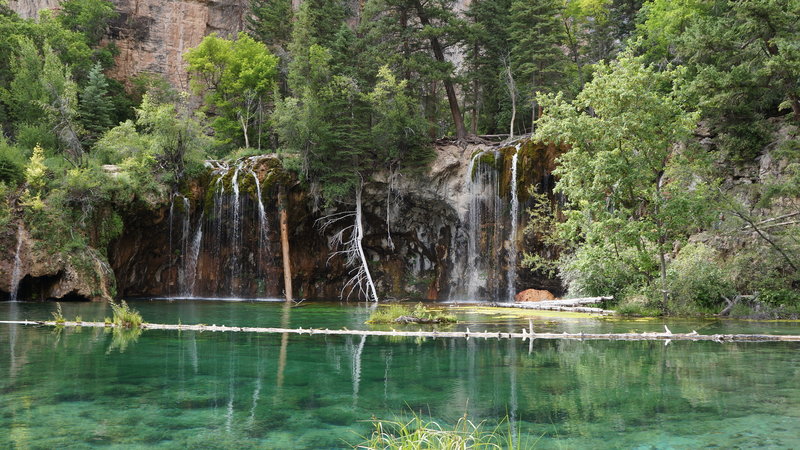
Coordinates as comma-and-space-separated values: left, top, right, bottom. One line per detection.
356, 412, 530, 449
367, 303, 456, 324
110, 300, 143, 328
51, 302, 65, 324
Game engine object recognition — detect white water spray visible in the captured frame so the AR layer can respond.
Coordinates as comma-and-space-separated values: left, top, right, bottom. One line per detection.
507, 145, 520, 302
8, 223, 24, 301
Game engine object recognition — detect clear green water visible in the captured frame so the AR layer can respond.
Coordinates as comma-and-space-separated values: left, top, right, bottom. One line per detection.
1, 300, 800, 448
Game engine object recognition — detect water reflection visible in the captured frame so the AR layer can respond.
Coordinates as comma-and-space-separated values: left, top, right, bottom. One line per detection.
0, 308, 799, 448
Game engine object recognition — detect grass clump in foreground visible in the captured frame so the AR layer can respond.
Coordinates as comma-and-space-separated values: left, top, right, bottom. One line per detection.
51, 302, 65, 324
367, 303, 457, 324
109, 300, 143, 328
356, 412, 532, 449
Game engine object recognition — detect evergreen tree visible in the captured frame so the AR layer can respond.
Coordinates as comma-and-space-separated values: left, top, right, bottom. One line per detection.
79, 62, 114, 143
509, 0, 569, 129
462, 0, 512, 134
361, 0, 467, 138
247, 0, 293, 49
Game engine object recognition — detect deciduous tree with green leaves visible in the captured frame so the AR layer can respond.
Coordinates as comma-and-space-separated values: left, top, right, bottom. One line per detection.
535, 53, 712, 310
185, 32, 279, 150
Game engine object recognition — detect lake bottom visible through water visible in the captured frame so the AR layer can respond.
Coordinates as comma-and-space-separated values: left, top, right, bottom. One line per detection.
1, 300, 799, 448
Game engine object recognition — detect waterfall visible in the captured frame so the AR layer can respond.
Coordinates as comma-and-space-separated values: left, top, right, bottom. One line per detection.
8, 223, 24, 301
230, 163, 242, 296
183, 213, 203, 297
463, 151, 483, 300
507, 145, 520, 301
455, 141, 525, 302
252, 171, 269, 271
165, 157, 278, 299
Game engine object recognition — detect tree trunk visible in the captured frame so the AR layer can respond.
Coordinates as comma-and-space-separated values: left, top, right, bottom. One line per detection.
504, 61, 516, 138
659, 246, 668, 313
278, 185, 293, 301
412, 0, 466, 139
354, 185, 379, 302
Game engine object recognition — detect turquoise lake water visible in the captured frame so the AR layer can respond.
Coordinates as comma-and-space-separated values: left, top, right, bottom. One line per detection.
1, 300, 799, 448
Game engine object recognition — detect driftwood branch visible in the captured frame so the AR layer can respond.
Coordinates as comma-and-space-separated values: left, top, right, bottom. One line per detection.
3, 320, 800, 343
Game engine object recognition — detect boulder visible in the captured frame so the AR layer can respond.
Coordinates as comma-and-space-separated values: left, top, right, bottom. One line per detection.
515, 289, 556, 302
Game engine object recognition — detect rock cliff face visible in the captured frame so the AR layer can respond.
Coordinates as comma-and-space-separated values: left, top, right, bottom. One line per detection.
9, 0, 248, 88
105, 138, 564, 301
0, 137, 563, 302
0, 223, 115, 302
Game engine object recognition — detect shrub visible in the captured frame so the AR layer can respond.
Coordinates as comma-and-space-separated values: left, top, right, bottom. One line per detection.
51, 302, 65, 324
0, 138, 27, 185
559, 243, 651, 298
109, 300, 143, 328
667, 242, 735, 310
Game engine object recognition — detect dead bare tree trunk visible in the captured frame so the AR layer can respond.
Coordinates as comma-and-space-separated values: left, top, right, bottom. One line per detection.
502, 55, 516, 139
317, 181, 379, 302
279, 185, 293, 301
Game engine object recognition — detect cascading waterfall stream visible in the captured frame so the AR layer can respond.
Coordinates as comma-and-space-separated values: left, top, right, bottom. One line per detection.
252, 171, 269, 272
183, 212, 203, 297
230, 163, 242, 295
507, 145, 520, 302
166, 157, 280, 299
463, 151, 484, 300
8, 223, 24, 302
456, 141, 525, 302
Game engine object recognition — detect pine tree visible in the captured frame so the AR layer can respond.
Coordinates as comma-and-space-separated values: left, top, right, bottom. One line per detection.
247, 0, 293, 49
463, 0, 513, 134
509, 0, 569, 129
79, 62, 114, 143
361, 0, 467, 138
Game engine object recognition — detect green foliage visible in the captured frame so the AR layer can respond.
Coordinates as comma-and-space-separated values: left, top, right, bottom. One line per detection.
79, 62, 114, 142
357, 411, 526, 449
367, 66, 433, 172
367, 303, 456, 324
186, 32, 279, 149
109, 299, 143, 328
24, 145, 48, 194
509, 0, 569, 101
0, 137, 26, 184
636, 0, 800, 160
51, 302, 65, 324
56, 0, 117, 46
535, 53, 712, 309
247, 0, 293, 49
667, 242, 735, 310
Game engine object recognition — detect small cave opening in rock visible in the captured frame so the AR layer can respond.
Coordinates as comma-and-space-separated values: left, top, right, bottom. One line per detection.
13, 273, 90, 302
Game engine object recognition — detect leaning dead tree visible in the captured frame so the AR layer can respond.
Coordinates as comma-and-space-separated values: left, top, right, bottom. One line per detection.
317, 183, 379, 302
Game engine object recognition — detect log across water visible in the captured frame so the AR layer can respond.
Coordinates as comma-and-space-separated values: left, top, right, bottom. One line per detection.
2, 320, 800, 343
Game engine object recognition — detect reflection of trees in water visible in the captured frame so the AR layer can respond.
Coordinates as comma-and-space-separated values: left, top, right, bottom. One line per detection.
1, 320, 798, 445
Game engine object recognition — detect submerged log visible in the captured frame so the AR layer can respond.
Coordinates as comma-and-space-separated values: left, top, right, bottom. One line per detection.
3, 320, 800, 343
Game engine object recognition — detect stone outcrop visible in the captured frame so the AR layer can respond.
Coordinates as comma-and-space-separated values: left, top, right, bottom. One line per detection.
514, 289, 555, 302
0, 222, 115, 301
10, 0, 248, 88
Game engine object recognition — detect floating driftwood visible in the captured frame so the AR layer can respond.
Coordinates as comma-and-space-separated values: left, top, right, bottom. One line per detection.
486, 297, 615, 315
2, 320, 800, 343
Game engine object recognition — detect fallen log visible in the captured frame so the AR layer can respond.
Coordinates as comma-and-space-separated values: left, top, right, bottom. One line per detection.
2, 320, 800, 343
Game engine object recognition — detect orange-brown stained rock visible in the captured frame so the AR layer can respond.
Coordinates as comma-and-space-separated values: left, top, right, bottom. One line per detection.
514, 289, 556, 302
